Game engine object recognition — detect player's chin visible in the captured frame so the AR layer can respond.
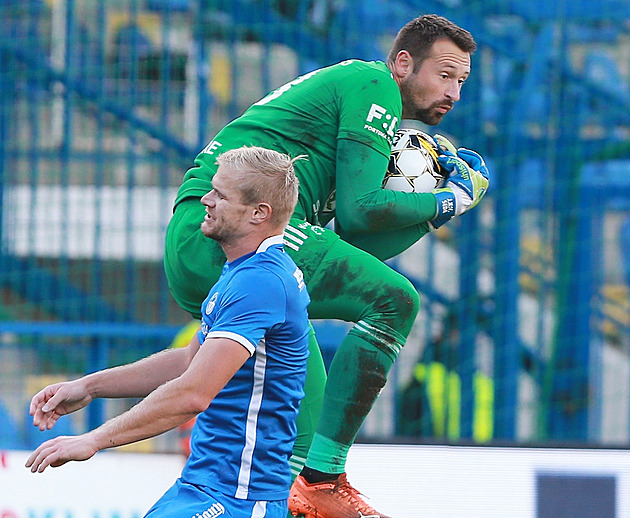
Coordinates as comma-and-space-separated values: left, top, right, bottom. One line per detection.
414, 109, 443, 127
200, 221, 214, 238
427, 111, 446, 126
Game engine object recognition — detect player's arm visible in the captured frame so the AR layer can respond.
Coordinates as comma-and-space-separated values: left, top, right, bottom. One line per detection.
26, 337, 249, 472
336, 138, 489, 237
338, 222, 431, 261
30, 332, 201, 431
335, 138, 439, 233
84, 335, 200, 398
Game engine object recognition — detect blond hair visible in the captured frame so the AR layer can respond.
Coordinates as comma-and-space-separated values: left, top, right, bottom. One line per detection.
216, 146, 303, 226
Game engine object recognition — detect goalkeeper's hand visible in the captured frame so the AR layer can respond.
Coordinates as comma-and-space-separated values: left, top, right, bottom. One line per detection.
433, 133, 457, 155
430, 148, 490, 230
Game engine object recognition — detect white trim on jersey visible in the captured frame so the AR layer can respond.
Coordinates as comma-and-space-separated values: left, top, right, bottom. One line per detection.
256, 234, 284, 253
284, 224, 307, 242
283, 225, 307, 251
205, 331, 256, 356
283, 239, 300, 251
235, 339, 268, 499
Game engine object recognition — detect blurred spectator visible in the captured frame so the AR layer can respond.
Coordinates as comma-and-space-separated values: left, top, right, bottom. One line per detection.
398, 307, 494, 442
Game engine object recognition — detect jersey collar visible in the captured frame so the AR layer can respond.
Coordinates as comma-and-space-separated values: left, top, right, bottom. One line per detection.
256, 234, 284, 254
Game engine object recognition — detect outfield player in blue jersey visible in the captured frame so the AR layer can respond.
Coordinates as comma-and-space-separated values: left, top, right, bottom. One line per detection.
26, 146, 311, 518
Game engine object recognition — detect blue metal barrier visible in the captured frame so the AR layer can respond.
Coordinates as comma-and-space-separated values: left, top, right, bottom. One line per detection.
2, 0, 630, 446
0, 321, 180, 437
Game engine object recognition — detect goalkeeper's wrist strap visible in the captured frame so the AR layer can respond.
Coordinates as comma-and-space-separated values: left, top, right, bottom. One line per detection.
430, 189, 456, 230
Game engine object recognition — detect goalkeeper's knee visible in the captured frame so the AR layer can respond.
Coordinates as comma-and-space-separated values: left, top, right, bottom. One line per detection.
355, 272, 420, 361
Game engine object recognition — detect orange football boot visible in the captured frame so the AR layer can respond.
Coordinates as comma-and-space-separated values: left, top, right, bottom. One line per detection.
289, 473, 391, 518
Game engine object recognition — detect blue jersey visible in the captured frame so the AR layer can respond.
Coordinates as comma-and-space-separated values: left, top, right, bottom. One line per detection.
181, 235, 310, 501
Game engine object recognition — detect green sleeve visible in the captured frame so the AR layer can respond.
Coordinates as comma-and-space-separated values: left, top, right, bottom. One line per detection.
338, 222, 432, 261
335, 138, 439, 233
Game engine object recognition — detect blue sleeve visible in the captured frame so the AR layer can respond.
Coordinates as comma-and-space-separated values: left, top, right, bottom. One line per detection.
206, 267, 287, 355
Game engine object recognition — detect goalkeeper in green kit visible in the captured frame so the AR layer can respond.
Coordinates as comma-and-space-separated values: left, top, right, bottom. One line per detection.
165, 14, 488, 518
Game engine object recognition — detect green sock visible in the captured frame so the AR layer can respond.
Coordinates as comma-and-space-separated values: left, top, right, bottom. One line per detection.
303, 433, 351, 475
304, 330, 397, 473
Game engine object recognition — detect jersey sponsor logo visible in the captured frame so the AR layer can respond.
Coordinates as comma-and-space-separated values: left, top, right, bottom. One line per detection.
311, 199, 322, 225
192, 502, 225, 518
201, 139, 223, 156
323, 188, 336, 215
310, 199, 334, 227
439, 197, 455, 214
200, 320, 209, 339
310, 224, 324, 236
364, 103, 398, 144
293, 267, 306, 291
205, 292, 218, 316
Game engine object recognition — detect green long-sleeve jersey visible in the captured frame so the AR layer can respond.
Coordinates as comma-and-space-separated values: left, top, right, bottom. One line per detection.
175, 59, 438, 252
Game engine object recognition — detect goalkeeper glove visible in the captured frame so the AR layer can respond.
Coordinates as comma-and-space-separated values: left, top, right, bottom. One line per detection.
430, 148, 490, 230
433, 133, 457, 155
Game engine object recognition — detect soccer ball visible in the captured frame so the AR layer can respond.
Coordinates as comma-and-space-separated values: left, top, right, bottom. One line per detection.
383, 129, 445, 193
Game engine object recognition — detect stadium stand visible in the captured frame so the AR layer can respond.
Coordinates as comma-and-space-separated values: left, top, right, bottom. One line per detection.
2, 0, 630, 449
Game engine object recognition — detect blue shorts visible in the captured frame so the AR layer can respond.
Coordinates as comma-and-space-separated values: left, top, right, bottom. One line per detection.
144, 478, 287, 518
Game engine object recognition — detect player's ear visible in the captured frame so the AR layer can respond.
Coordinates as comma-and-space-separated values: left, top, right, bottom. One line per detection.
393, 50, 414, 78
251, 202, 272, 224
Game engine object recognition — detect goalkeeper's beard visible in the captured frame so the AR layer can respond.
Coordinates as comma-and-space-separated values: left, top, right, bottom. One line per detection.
411, 101, 451, 126
400, 84, 453, 125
